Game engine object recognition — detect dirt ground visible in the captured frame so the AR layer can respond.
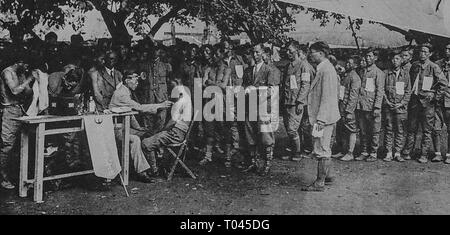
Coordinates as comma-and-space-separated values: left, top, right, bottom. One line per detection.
1, 122, 450, 215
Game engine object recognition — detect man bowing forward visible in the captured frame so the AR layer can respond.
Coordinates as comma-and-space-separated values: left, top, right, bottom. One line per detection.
302, 42, 341, 192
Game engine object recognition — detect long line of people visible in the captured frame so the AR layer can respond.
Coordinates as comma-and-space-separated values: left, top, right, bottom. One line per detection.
1, 31, 449, 191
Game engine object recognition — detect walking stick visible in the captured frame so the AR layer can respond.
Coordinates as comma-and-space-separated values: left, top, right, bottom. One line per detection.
119, 173, 130, 197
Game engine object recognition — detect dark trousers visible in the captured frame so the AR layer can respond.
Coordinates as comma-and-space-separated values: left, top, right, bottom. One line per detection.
144, 109, 167, 134
357, 110, 382, 154
403, 101, 435, 156
384, 110, 408, 154
0, 106, 23, 177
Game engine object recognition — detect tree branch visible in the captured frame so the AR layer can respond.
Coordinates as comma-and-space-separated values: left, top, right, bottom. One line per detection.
149, 6, 183, 36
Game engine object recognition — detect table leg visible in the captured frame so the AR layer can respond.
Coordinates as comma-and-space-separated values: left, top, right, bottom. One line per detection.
19, 128, 29, 197
121, 116, 130, 186
33, 123, 45, 203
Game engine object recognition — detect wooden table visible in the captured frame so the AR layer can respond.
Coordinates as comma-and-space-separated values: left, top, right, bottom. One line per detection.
15, 112, 137, 203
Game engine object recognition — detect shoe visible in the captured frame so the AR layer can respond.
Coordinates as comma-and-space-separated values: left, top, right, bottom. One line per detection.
340, 153, 354, 162
199, 157, 212, 166
355, 152, 368, 161
281, 156, 291, 161
418, 156, 428, 164
332, 152, 344, 159
383, 152, 393, 162
445, 155, 450, 164
432, 153, 443, 162
1, 180, 15, 190
136, 172, 156, 184
402, 154, 412, 160
325, 176, 335, 186
291, 153, 303, 162
366, 154, 378, 162
301, 181, 325, 192
214, 145, 225, 154
395, 154, 405, 162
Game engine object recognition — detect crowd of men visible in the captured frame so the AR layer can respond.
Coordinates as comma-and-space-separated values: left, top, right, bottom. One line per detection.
0, 31, 450, 193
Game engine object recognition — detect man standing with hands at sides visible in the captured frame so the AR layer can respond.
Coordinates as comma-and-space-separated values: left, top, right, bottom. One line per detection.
435, 43, 450, 164
302, 41, 340, 192
402, 44, 447, 163
339, 56, 362, 162
282, 41, 314, 161
382, 50, 411, 162
355, 48, 385, 162
243, 44, 277, 176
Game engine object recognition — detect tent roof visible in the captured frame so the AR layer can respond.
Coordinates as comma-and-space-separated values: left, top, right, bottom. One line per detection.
288, 13, 408, 48
280, 0, 450, 38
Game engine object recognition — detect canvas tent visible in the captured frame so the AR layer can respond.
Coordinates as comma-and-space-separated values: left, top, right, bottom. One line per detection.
280, 0, 450, 39
287, 12, 407, 48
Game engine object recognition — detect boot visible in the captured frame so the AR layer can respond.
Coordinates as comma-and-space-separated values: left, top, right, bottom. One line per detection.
432, 152, 443, 162
225, 144, 238, 168
148, 151, 159, 176
242, 147, 258, 173
418, 155, 428, 164
383, 152, 394, 162
395, 153, 405, 162
340, 152, 354, 162
324, 159, 335, 186
302, 158, 327, 192
261, 146, 274, 176
355, 152, 369, 161
445, 154, 450, 164
200, 145, 213, 166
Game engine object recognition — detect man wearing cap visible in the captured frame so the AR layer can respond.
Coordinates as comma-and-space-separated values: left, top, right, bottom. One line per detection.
402, 43, 447, 163
110, 71, 172, 181
435, 43, 450, 164
382, 50, 411, 162
355, 48, 386, 162
302, 41, 340, 192
282, 41, 314, 161
0, 59, 35, 189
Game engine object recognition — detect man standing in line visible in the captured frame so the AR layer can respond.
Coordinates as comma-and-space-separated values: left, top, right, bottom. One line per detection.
282, 41, 314, 161
382, 50, 411, 162
302, 41, 340, 192
435, 43, 450, 164
355, 49, 386, 162
402, 43, 447, 163
242, 44, 278, 176
338, 56, 361, 162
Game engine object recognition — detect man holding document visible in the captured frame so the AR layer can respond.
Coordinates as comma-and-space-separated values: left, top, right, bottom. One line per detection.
302, 42, 340, 192
402, 43, 448, 163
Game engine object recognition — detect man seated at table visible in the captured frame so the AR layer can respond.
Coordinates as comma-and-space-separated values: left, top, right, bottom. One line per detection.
109, 70, 172, 182
141, 85, 192, 179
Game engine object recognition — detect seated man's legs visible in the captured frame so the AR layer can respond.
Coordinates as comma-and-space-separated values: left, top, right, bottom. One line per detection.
142, 128, 186, 175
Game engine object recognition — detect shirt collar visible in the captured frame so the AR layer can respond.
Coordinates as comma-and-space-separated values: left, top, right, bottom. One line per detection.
105, 67, 114, 75
317, 59, 330, 71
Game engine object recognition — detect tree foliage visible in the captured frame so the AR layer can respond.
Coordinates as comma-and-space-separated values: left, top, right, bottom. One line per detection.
0, 0, 87, 43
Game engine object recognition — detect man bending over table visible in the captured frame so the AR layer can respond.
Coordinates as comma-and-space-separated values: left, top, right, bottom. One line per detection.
109, 70, 172, 183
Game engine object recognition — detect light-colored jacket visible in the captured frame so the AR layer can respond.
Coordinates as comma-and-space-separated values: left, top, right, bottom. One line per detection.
307, 59, 341, 125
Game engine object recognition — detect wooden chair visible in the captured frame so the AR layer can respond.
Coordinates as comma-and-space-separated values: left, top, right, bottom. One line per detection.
164, 111, 199, 181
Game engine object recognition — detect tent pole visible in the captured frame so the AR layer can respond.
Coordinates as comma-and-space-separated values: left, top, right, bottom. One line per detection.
348, 16, 361, 51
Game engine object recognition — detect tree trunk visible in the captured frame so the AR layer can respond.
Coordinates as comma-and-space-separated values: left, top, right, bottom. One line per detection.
98, 9, 131, 45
